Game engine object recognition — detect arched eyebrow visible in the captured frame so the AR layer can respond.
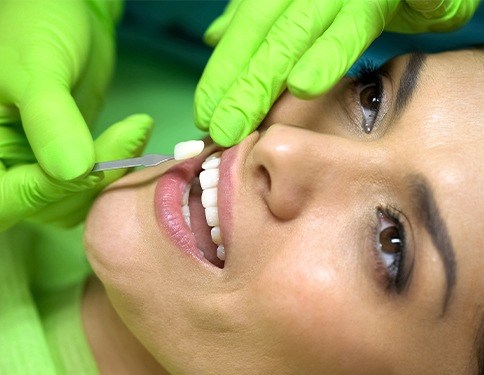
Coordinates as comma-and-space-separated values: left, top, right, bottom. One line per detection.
408, 174, 457, 316
395, 52, 427, 117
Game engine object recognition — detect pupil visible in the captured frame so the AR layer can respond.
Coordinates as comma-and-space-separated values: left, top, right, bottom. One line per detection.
361, 84, 380, 110
380, 227, 401, 254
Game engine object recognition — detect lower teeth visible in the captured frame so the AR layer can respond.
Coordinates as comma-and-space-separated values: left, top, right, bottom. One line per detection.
217, 245, 225, 261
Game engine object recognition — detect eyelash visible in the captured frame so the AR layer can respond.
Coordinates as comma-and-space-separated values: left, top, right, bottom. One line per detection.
371, 206, 410, 294
349, 61, 385, 134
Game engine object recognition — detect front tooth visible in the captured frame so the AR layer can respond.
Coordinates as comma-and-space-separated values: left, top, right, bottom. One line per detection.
211, 226, 221, 245
204, 207, 219, 226
199, 169, 219, 189
216, 245, 225, 261
202, 156, 221, 170
205, 151, 222, 161
201, 188, 217, 208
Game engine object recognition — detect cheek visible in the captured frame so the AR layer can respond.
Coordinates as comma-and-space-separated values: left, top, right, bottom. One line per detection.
244, 234, 395, 373
83, 186, 136, 278
83, 185, 178, 361
83, 171, 160, 291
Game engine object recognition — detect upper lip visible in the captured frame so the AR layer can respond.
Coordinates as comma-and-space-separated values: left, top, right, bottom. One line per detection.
217, 132, 261, 253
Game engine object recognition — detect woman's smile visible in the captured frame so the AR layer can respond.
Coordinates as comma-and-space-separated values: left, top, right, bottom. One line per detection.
153, 135, 254, 270
154, 145, 224, 267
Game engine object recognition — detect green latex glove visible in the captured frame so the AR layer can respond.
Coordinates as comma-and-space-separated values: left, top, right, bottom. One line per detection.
1, 114, 153, 231
194, 0, 479, 146
0, 0, 122, 180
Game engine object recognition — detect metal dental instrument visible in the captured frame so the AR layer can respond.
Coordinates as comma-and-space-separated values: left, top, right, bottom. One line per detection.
92, 154, 174, 172
92, 139, 205, 172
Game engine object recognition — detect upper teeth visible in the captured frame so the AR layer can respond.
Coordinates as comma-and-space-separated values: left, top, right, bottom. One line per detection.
181, 151, 225, 262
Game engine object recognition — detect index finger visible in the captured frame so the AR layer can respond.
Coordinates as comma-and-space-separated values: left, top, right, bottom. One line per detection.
208, 0, 342, 145
194, 0, 291, 130
288, 0, 400, 97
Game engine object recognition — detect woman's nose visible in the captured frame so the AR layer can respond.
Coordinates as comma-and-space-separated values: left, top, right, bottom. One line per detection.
252, 124, 375, 220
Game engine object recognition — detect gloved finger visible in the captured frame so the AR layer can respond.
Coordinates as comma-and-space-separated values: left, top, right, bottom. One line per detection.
207, 0, 342, 146
288, 0, 400, 98
91, 113, 154, 189
194, 0, 291, 131
19, 82, 95, 181
19, 82, 94, 180
388, 0, 478, 32
405, 0, 449, 15
0, 161, 102, 231
29, 113, 154, 227
203, 0, 245, 47
0, 126, 34, 166
71, 11, 115, 126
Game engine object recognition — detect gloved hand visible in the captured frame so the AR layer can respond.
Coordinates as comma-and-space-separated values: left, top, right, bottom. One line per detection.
0, 0, 127, 230
0, 0, 122, 180
1, 114, 153, 231
194, 0, 479, 146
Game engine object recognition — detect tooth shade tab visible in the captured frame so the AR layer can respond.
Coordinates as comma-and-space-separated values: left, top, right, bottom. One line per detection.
174, 140, 204, 160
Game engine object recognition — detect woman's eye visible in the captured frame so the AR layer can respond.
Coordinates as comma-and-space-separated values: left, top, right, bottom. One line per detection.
375, 209, 407, 292
350, 61, 385, 134
357, 80, 382, 134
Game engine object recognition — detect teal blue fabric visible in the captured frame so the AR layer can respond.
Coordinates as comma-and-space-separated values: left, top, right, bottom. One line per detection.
120, 1, 483, 71
120, 1, 226, 70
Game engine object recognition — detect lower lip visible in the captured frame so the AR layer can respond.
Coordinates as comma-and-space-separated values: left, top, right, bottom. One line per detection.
154, 157, 206, 263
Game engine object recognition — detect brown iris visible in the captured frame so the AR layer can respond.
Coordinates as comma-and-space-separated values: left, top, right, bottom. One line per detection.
380, 226, 402, 254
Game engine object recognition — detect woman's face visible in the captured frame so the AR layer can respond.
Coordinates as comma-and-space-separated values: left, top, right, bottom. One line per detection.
84, 49, 484, 374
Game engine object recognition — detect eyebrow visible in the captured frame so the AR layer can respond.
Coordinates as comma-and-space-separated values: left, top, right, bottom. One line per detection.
408, 174, 457, 316
394, 52, 427, 116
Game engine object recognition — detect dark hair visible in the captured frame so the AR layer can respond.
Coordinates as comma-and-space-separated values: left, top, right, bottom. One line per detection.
476, 45, 483, 375
475, 312, 484, 375
464, 44, 484, 375
474, 44, 484, 375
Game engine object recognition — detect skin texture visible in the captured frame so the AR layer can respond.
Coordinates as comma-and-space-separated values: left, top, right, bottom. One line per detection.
83, 49, 484, 374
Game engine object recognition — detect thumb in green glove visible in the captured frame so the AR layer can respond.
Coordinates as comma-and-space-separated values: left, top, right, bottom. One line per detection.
194, 0, 479, 147
0, 0, 121, 180
0, 114, 153, 231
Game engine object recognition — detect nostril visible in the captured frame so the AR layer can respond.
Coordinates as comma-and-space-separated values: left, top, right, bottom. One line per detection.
258, 165, 271, 193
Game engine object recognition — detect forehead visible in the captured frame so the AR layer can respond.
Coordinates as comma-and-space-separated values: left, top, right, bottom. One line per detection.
392, 49, 483, 185
401, 49, 484, 312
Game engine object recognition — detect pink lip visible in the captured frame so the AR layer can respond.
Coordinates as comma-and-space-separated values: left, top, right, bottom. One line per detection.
154, 157, 204, 262
217, 132, 260, 251
154, 134, 259, 266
